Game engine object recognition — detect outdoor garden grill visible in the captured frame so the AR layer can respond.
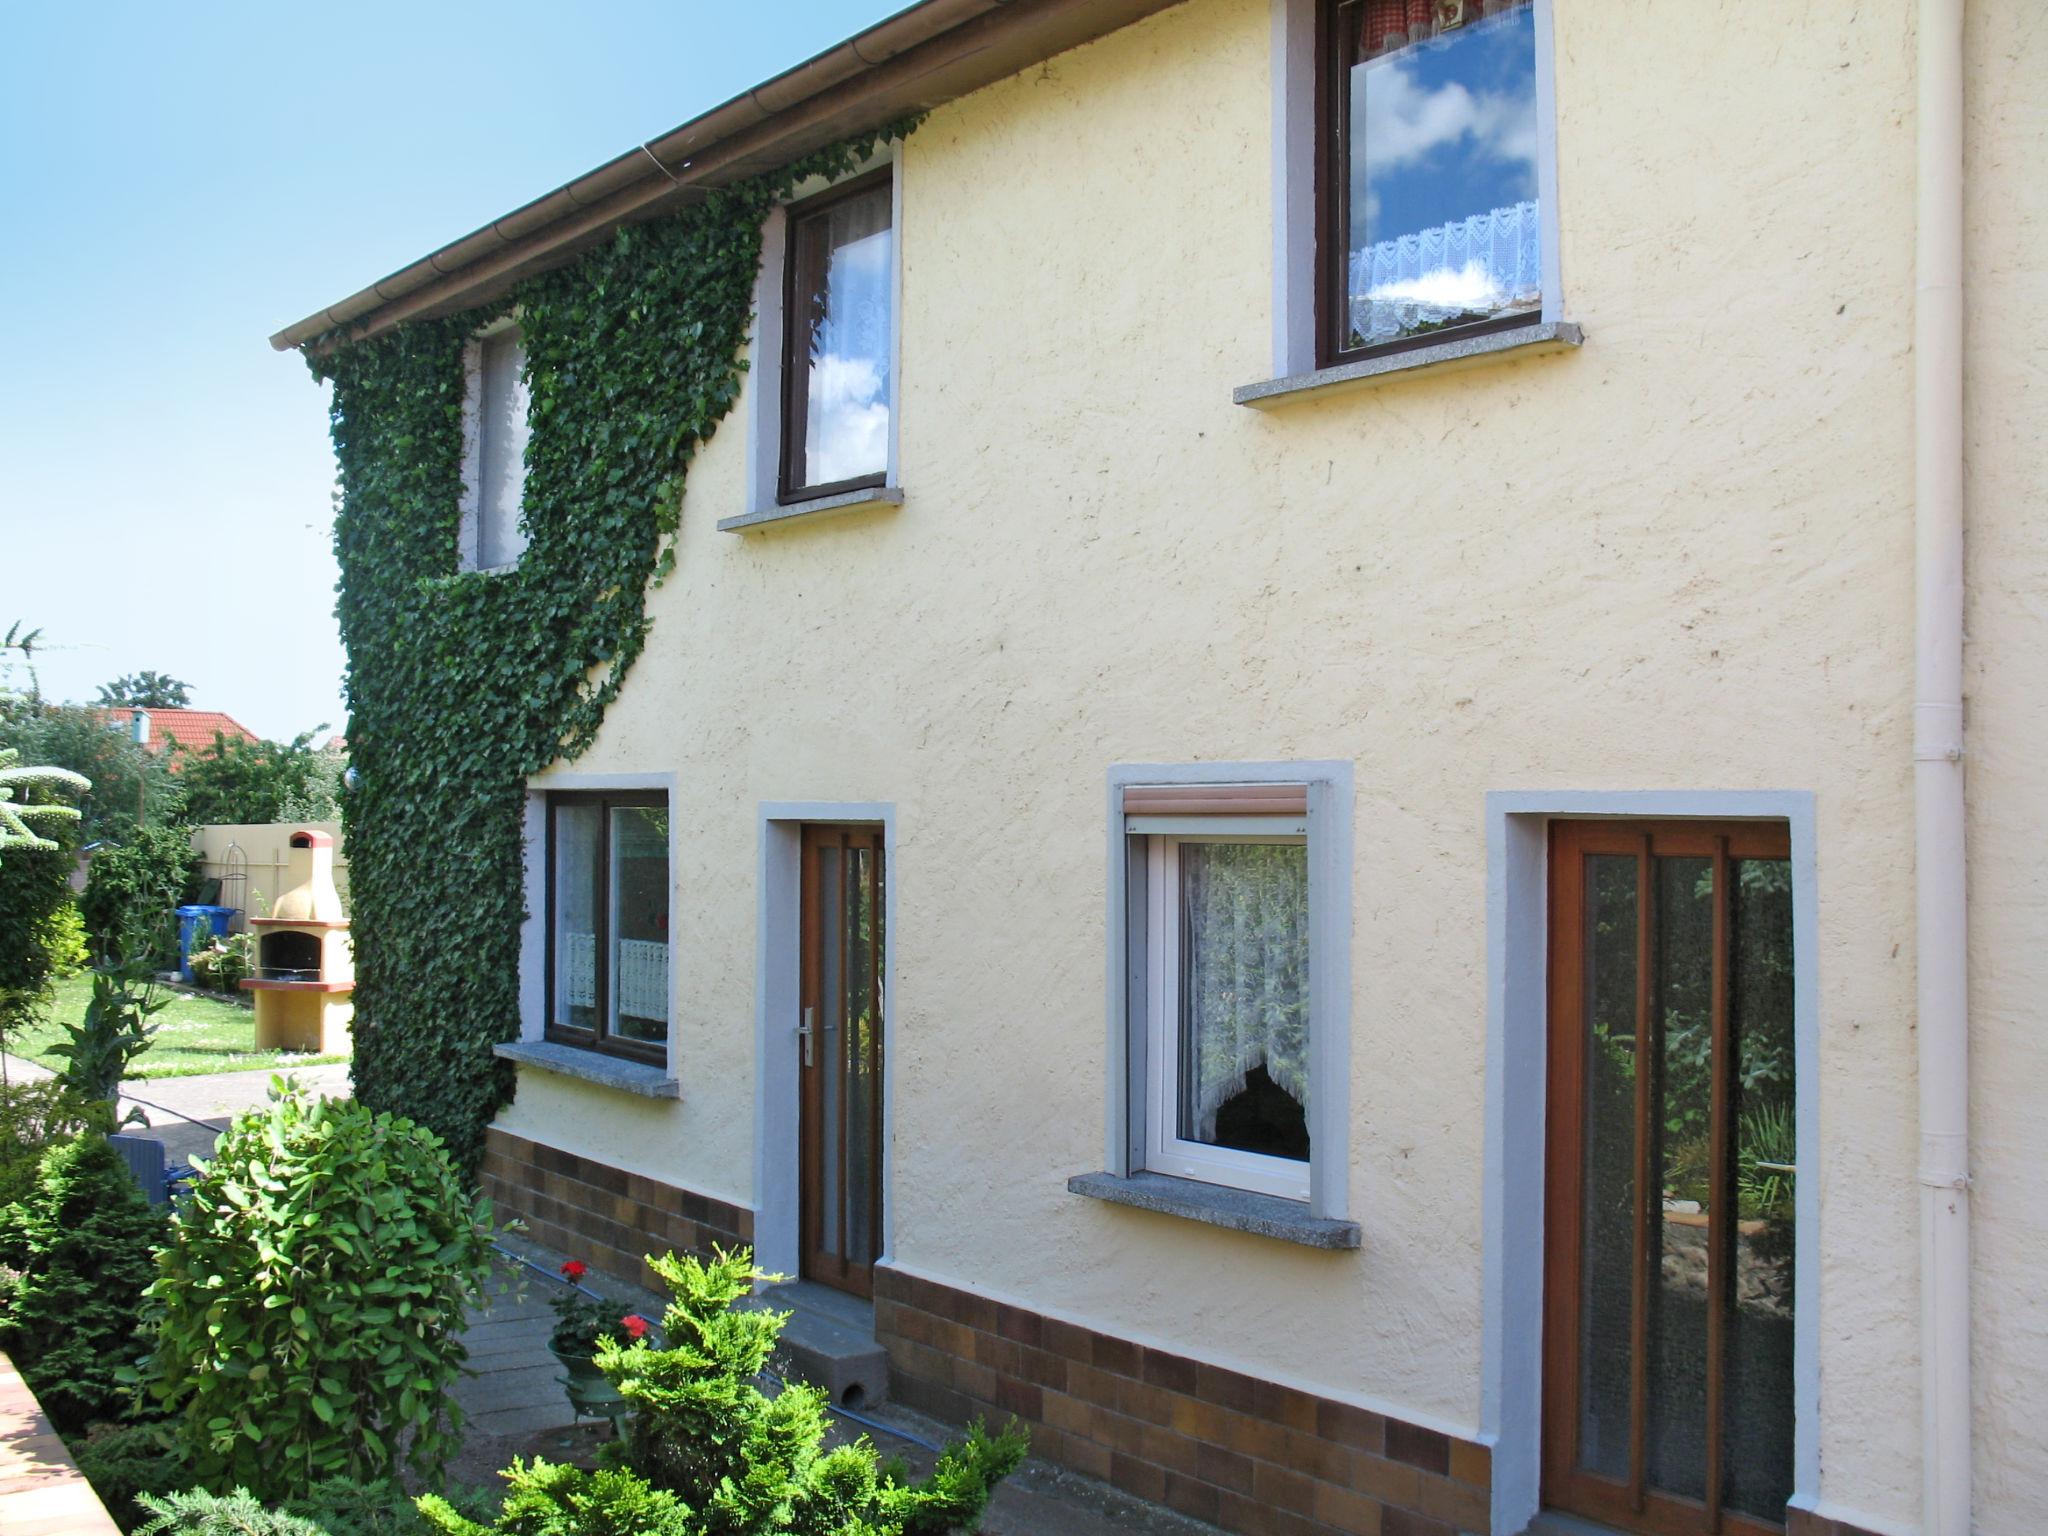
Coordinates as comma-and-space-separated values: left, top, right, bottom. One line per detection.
240, 828, 353, 1053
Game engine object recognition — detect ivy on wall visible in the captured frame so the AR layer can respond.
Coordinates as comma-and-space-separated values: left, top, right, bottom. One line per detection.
311, 125, 915, 1171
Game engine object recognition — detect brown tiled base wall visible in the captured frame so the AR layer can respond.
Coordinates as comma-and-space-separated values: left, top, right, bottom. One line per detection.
479, 1128, 752, 1292
1786, 1513, 1887, 1536
875, 1266, 1492, 1536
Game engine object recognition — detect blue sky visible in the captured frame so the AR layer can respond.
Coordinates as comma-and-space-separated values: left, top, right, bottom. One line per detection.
0, 1, 900, 741
1350, 9, 1537, 246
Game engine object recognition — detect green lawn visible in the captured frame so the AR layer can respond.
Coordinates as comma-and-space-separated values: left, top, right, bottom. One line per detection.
7, 973, 349, 1079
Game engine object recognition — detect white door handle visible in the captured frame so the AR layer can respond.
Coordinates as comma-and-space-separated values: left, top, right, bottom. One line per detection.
798, 1006, 815, 1068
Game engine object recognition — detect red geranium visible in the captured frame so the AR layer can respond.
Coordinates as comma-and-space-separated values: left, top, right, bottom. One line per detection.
560, 1260, 587, 1281
621, 1314, 649, 1340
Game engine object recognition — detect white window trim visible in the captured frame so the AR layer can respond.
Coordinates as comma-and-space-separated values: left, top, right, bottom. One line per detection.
1105, 761, 1352, 1221
458, 313, 529, 574
1266, 0, 1563, 380
1142, 833, 1312, 1201
740, 149, 902, 524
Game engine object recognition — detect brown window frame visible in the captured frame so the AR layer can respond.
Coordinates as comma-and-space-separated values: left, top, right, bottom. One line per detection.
543, 789, 669, 1066
1312, 0, 1544, 370
778, 166, 895, 506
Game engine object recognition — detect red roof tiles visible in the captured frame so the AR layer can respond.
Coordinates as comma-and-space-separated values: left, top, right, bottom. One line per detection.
94, 707, 261, 757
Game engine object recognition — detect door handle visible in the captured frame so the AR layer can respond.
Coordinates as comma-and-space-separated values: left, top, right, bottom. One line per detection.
798, 1006, 814, 1068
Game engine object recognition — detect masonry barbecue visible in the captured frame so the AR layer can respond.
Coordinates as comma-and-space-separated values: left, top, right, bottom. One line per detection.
239, 828, 353, 1053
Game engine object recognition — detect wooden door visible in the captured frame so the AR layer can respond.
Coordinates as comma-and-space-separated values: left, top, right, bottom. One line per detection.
799, 825, 885, 1297
1542, 821, 1798, 1535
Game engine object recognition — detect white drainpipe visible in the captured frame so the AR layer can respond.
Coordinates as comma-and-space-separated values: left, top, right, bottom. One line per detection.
1914, 0, 1970, 1532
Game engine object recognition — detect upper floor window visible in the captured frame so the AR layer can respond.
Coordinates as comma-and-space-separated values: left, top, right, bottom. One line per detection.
779, 169, 894, 504
460, 321, 530, 571
1320, 0, 1542, 363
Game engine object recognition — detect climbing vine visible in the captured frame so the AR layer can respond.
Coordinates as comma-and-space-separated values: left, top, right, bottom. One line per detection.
312, 126, 915, 1170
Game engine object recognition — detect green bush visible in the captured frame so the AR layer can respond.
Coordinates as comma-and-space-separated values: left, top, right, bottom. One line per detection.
37, 898, 90, 978
0, 1132, 169, 1430
0, 1076, 106, 1206
82, 823, 197, 967
146, 1082, 496, 1500
134, 1488, 330, 1536
416, 1248, 1025, 1536
73, 1424, 191, 1534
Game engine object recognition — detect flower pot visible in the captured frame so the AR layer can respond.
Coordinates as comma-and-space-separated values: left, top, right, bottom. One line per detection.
551, 1346, 628, 1432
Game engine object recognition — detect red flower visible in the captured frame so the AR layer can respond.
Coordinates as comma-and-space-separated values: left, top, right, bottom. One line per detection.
560, 1260, 587, 1281
621, 1314, 649, 1340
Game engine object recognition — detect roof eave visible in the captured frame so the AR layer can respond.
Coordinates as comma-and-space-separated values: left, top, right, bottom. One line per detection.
274, 0, 1183, 354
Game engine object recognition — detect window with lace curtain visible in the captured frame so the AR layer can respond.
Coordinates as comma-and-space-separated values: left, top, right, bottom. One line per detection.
545, 790, 671, 1065
1319, 0, 1543, 362
780, 168, 894, 503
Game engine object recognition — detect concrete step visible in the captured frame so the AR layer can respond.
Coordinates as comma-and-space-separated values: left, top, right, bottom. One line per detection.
751, 1280, 890, 1409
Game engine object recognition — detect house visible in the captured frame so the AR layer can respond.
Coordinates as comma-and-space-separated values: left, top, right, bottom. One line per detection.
94, 706, 260, 762
272, 3, 2045, 1534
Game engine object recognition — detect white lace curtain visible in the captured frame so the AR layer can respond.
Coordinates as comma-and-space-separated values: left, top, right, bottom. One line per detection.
1180, 844, 1310, 1140
1349, 198, 1542, 345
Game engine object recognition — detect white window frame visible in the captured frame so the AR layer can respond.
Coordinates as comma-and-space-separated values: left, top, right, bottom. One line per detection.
1266, 0, 1562, 379
458, 314, 530, 573
739, 150, 902, 523
1142, 828, 1313, 1201
1106, 762, 1353, 1220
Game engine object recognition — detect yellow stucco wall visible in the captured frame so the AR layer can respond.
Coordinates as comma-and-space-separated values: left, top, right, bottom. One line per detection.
494, 2, 2047, 1528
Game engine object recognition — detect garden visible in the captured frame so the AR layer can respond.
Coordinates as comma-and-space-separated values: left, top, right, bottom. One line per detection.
0, 638, 1023, 1533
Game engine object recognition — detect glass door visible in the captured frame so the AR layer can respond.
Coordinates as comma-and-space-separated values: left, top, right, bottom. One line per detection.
799, 825, 886, 1297
1543, 821, 1797, 1535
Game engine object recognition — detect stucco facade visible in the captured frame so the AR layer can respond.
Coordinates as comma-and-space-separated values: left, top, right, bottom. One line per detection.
349, 2, 2043, 1532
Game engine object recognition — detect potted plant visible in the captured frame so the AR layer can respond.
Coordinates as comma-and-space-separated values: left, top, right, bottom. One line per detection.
547, 1260, 653, 1428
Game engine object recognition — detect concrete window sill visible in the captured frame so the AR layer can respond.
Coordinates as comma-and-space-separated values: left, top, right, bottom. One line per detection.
1233, 321, 1583, 409
494, 1039, 679, 1099
1067, 1170, 1361, 1250
717, 485, 904, 533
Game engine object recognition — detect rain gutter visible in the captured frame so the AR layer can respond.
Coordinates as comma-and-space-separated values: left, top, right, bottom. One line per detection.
272, 0, 1181, 352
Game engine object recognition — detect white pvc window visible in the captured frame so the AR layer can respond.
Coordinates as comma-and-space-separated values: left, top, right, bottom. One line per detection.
460, 322, 531, 572
1142, 829, 1312, 1201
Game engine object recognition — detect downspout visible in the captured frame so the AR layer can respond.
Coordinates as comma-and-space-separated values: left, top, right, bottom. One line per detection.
1914, 0, 1970, 1533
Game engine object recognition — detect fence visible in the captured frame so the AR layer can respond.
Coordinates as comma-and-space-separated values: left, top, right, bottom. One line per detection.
189, 821, 348, 930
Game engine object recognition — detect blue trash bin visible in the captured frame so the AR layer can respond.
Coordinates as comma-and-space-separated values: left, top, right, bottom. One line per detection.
175, 904, 238, 982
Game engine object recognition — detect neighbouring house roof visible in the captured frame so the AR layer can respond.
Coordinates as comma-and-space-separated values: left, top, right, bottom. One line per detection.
272, 0, 1181, 353
95, 706, 261, 758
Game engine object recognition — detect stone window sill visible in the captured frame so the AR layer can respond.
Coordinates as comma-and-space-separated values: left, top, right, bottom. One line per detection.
717, 485, 904, 533
1067, 1170, 1361, 1250
494, 1039, 679, 1099
1233, 321, 1583, 409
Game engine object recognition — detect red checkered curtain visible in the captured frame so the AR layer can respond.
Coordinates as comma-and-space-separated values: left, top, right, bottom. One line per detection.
1354, 0, 1530, 61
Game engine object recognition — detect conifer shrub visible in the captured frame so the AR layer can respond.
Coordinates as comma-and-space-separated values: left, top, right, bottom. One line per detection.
417, 1247, 1025, 1536
145, 1082, 496, 1501
0, 1130, 167, 1430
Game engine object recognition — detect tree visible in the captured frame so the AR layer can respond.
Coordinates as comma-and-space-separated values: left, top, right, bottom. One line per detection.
95, 672, 193, 709
1, 702, 180, 844
177, 729, 336, 826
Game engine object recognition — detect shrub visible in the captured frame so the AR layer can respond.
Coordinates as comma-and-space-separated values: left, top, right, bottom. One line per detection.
187, 931, 253, 993
73, 1424, 191, 1534
0, 1076, 106, 1206
416, 1248, 1025, 1536
37, 898, 90, 978
146, 1083, 497, 1500
81, 823, 197, 966
0, 1132, 169, 1430
130, 1481, 494, 1536
134, 1488, 329, 1536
